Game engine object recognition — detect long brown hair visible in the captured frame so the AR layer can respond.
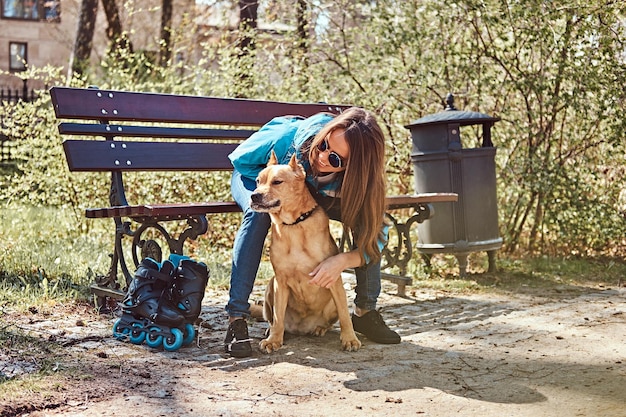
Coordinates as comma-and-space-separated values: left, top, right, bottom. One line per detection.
309, 107, 387, 265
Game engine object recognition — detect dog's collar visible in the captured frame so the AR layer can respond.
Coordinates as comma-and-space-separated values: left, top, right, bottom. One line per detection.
283, 205, 318, 226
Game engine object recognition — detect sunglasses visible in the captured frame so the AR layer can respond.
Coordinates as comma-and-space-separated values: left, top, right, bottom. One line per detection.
317, 138, 345, 168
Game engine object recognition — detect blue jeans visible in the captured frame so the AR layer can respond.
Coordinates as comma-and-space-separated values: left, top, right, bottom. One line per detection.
226, 169, 382, 318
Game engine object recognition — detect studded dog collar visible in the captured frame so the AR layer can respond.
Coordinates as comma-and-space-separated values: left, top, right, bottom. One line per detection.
283, 205, 319, 226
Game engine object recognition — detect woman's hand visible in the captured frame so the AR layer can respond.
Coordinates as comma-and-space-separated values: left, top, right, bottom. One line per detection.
309, 251, 362, 289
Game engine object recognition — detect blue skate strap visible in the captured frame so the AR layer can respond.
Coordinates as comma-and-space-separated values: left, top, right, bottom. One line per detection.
168, 253, 191, 267
141, 258, 175, 282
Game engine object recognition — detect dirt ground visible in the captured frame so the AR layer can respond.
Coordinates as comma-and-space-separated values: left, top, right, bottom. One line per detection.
1, 275, 625, 417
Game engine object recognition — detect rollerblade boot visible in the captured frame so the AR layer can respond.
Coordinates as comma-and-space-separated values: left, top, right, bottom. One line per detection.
113, 258, 187, 351
123, 258, 184, 326
171, 258, 209, 322
168, 254, 210, 346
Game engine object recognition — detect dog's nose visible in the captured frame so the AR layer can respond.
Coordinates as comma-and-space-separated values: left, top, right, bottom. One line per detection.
251, 193, 263, 204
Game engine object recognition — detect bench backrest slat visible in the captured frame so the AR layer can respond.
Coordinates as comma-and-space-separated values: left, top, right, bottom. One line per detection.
58, 122, 255, 140
51, 87, 350, 126
63, 140, 238, 171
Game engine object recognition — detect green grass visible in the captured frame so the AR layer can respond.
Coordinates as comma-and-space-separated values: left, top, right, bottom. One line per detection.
0, 205, 104, 310
0, 204, 274, 312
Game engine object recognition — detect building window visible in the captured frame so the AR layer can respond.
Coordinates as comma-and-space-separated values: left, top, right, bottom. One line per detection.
2, 0, 60, 22
9, 42, 27, 72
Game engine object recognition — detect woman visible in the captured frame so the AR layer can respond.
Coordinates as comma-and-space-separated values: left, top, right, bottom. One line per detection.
225, 107, 401, 358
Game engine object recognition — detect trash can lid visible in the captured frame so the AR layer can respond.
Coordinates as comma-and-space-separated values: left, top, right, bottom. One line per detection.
405, 93, 500, 128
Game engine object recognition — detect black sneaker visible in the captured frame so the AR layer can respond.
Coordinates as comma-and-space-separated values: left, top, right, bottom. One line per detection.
351, 310, 401, 344
224, 319, 253, 358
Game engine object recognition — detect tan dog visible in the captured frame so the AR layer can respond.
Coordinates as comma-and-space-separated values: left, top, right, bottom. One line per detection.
250, 151, 361, 353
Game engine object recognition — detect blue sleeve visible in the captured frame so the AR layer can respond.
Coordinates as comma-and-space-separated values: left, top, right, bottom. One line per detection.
228, 116, 302, 180
379, 222, 390, 253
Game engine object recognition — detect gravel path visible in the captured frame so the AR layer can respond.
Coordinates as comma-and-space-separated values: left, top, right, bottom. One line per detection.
3, 280, 624, 417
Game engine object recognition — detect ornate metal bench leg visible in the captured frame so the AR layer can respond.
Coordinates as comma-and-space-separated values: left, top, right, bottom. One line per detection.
129, 215, 208, 269
94, 295, 108, 313
380, 212, 416, 295
131, 222, 170, 267
138, 239, 163, 263
90, 218, 135, 313
92, 251, 121, 313
397, 281, 407, 297
94, 252, 120, 289
182, 215, 209, 242
117, 220, 134, 288
381, 203, 437, 294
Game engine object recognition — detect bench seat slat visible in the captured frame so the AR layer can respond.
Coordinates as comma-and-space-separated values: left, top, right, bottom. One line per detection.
84, 194, 458, 221
386, 193, 458, 209
62, 139, 238, 171
51, 87, 351, 126
59, 122, 255, 140
85, 202, 241, 219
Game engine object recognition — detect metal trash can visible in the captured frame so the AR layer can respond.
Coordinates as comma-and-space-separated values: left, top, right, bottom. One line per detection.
406, 93, 502, 276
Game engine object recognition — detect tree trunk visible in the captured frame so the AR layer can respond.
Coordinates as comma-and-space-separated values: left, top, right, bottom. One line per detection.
295, 0, 308, 55
238, 0, 258, 51
101, 0, 132, 53
294, 0, 309, 93
159, 0, 173, 66
70, 0, 98, 79
236, 0, 258, 96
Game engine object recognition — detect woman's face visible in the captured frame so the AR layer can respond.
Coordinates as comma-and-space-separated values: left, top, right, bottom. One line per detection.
316, 128, 350, 174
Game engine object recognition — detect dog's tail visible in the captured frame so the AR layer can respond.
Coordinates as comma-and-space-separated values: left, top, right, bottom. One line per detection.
262, 277, 275, 324
250, 302, 265, 321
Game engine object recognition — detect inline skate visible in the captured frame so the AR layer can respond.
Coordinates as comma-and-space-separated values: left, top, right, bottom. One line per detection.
169, 254, 210, 346
112, 255, 209, 351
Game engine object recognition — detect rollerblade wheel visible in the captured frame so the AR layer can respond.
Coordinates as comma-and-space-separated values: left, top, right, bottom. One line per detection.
112, 319, 130, 340
163, 328, 184, 352
129, 323, 146, 344
145, 326, 164, 348
182, 323, 195, 346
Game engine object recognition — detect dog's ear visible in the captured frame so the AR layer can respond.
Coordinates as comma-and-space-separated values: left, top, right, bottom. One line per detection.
288, 153, 298, 170
288, 154, 306, 178
267, 150, 278, 166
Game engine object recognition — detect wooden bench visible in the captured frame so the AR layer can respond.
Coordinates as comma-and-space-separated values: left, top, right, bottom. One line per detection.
50, 86, 458, 306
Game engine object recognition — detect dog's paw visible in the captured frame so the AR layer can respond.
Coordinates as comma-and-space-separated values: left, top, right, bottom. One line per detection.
341, 335, 362, 352
259, 338, 283, 353
312, 326, 329, 337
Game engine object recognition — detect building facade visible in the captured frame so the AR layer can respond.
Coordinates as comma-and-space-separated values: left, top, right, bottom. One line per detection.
0, 0, 195, 89
1, 0, 79, 88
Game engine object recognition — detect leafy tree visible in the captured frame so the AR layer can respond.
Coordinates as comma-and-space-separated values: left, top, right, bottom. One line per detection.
455, 0, 626, 255
303, 0, 626, 256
